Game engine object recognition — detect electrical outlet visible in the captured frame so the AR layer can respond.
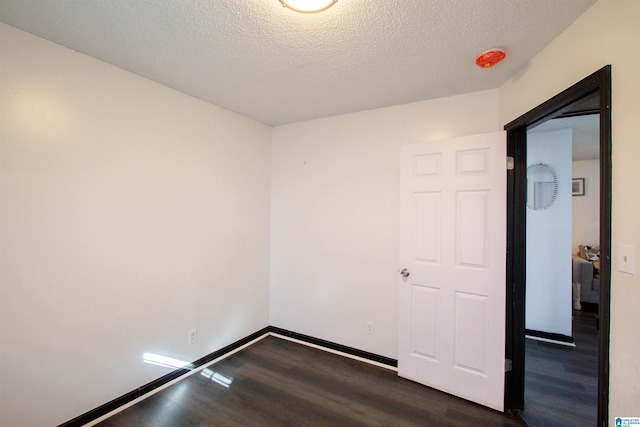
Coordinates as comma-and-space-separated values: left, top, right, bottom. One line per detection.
189, 329, 197, 344
366, 321, 374, 335
620, 244, 636, 274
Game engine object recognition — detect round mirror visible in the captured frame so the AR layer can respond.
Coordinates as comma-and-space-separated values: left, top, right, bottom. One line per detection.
527, 163, 558, 210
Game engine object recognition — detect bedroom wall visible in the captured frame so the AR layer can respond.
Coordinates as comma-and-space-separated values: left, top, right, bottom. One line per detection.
499, 0, 640, 416
270, 89, 500, 359
0, 24, 271, 426
3, 0, 637, 422
572, 159, 600, 254
525, 129, 573, 337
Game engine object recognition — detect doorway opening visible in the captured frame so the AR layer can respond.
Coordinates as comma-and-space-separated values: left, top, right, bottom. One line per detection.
504, 65, 611, 426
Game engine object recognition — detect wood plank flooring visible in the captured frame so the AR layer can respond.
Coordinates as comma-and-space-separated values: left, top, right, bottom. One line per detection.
520, 309, 599, 426
98, 337, 524, 426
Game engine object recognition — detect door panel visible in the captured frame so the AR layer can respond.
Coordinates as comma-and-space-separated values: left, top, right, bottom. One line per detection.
413, 192, 440, 263
398, 132, 506, 411
410, 285, 439, 360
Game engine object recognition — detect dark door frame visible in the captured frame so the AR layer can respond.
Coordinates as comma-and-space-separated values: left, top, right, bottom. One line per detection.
503, 65, 612, 427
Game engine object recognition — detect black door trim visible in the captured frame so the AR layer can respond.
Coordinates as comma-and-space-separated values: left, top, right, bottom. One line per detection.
503, 65, 611, 427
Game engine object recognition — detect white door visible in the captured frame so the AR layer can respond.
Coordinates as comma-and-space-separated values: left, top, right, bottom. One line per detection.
398, 132, 506, 411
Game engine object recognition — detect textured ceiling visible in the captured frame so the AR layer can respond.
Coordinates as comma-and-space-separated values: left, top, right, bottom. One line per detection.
0, 0, 597, 126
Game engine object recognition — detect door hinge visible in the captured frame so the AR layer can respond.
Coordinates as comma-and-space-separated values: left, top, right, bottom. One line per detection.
506, 156, 514, 170
505, 359, 512, 372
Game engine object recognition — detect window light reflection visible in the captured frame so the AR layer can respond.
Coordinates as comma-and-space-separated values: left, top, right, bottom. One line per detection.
201, 368, 233, 388
143, 353, 191, 369
142, 352, 233, 388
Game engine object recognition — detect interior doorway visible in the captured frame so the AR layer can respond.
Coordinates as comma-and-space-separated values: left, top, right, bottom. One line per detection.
503, 66, 611, 426
521, 105, 600, 425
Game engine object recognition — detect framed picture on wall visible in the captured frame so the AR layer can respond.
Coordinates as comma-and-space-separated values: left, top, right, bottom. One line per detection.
572, 178, 585, 196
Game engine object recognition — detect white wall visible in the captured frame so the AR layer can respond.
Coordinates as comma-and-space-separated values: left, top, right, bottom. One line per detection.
3, 0, 638, 421
0, 24, 271, 426
526, 129, 573, 336
572, 160, 600, 253
499, 0, 640, 416
270, 90, 500, 358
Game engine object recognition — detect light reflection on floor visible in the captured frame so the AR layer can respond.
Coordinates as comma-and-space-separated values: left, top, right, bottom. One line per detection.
142, 352, 234, 388
200, 368, 233, 388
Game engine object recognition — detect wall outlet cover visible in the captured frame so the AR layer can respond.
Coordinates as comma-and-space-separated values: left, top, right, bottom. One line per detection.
189, 329, 198, 344
619, 244, 636, 275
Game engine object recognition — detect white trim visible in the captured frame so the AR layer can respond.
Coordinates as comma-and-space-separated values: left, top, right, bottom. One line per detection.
525, 335, 576, 348
84, 331, 396, 425
269, 332, 398, 372
84, 333, 270, 426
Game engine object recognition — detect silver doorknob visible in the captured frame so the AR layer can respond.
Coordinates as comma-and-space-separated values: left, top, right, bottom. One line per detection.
400, 268, 410, 278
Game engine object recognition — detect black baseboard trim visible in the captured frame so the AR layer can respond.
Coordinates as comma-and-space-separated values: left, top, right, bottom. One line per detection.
525, 329, 574, 344
269, 326, 398, 368
59, 326, 396, 426
58, 326, 271, 427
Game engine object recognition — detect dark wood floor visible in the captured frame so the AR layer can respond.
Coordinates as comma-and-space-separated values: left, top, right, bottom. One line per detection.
520, 309, 599, 426
98, 336, 524, 426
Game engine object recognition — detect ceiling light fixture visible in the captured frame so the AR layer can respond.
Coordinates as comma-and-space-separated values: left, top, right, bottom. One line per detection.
475, 48, 506, 68
278, 0, 338, 13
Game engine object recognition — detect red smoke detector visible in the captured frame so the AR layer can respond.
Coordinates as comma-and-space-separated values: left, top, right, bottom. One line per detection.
475, 48, 506, 68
